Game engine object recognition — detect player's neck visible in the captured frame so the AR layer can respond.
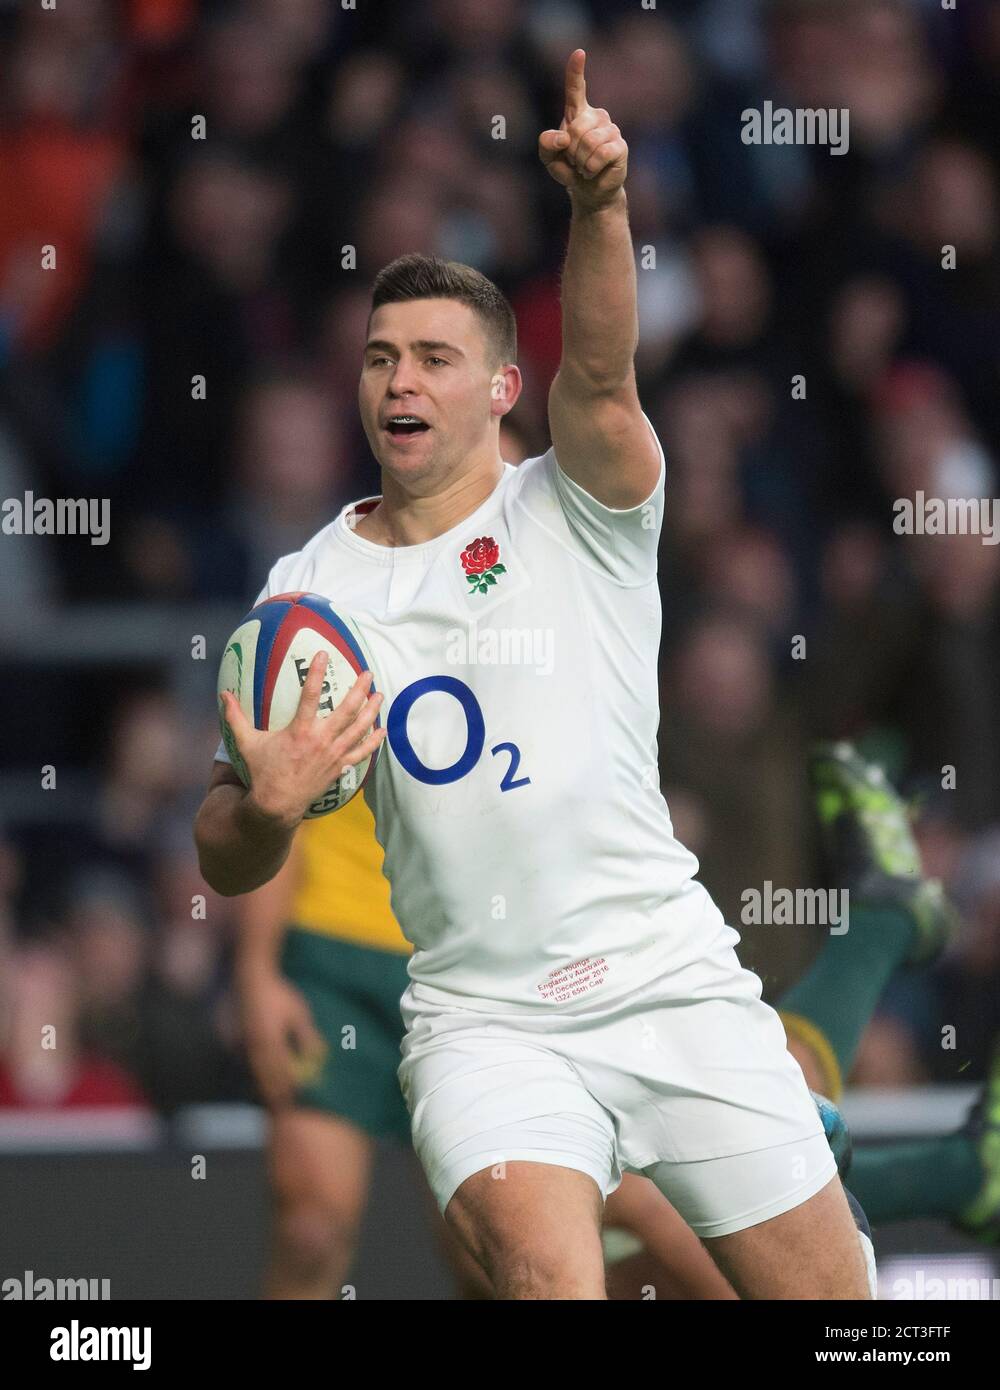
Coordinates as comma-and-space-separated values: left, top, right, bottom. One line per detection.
354, 459, 506, 547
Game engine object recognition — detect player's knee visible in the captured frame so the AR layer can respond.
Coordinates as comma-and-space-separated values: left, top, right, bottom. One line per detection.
493, 1248, 601, 1299
272, 1200, 358, 1281
483, 1228, 605, 1298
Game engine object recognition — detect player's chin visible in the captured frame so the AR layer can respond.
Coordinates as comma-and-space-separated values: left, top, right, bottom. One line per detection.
377, 427, 436, 469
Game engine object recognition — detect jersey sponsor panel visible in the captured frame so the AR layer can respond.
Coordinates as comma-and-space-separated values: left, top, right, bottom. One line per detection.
217, 418, 719, 1011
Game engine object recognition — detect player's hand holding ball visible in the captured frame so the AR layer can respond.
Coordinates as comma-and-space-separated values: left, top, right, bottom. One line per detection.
538, 48, 628, 210
220, 655, 384, 831
217, 592, 386, 830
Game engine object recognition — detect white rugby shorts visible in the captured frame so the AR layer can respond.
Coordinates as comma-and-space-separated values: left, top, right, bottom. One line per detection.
398, 939, 837, 1238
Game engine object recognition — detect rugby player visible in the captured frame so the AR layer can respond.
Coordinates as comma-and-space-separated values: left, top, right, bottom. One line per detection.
196, 50, 872, 1299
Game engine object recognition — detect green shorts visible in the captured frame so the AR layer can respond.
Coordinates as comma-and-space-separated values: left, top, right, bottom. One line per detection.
280, 926, 412, 1143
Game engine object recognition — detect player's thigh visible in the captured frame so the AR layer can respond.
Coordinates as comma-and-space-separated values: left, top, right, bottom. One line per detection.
268, 1107, 375, 1233
446, 1160, 606, 1296
705, 1175, 871, 1300
415, 1157, 495, 1299
401, 1012, 618, 1294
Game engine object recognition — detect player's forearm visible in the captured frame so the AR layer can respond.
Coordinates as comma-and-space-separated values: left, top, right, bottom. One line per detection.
559, 189, 638, 389
194, 785, 296, 897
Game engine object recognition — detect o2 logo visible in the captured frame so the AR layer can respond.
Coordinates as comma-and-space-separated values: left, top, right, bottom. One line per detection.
386, 676, 530, 792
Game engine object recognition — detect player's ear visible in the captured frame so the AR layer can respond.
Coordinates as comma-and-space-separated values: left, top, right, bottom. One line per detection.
490, 365, 522, 417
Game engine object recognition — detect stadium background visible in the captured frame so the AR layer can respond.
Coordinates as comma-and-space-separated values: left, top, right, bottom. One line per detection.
1, 0, 999, 1297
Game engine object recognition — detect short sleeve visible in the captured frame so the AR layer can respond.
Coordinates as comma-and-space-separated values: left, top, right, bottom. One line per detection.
549, 411, 665, 585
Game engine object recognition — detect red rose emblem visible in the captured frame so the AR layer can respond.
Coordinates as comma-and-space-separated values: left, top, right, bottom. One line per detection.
460, 536, 506, 595
460, 536, 500, 575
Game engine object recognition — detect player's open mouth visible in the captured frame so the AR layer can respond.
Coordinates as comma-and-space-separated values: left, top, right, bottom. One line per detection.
384, 416, 431, 438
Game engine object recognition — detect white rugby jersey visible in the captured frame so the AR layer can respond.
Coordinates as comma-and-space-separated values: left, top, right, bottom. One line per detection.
216, 415, 731, 1013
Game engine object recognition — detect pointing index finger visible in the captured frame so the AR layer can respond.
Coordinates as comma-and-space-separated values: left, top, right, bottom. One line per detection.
564, 48, 588, 122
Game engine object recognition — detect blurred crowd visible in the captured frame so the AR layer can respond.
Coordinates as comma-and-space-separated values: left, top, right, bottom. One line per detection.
1, 0, 999, 1112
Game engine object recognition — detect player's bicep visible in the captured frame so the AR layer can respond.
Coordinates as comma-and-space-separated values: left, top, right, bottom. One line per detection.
539, 384, 665, 584
548, 371, 662, 509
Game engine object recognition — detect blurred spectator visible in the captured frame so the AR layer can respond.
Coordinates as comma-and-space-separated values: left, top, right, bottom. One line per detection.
804, 520, 921, 741
15, 688, 189, 929
0, 942, 148, 1108
660, 607, 815, 992
0, 0, 133, 355
136, 826, 251, 1114
130, 146, 299, 533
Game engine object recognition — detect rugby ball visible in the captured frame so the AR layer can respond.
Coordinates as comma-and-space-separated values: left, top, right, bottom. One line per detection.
217, 592, 380, 817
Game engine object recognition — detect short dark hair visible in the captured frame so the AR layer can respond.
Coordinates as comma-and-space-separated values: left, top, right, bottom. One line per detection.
370, 254, 517, 368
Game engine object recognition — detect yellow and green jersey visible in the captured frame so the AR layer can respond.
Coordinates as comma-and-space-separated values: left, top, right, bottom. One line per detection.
291, 794, 410, 956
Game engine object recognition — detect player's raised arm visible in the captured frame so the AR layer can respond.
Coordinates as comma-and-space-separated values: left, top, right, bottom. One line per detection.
540, 48, 661, 508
